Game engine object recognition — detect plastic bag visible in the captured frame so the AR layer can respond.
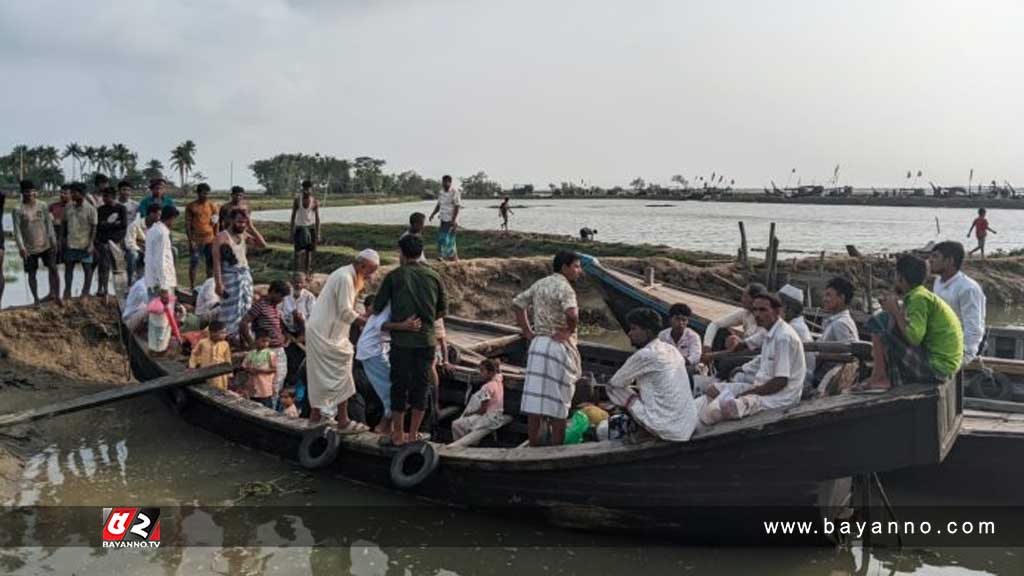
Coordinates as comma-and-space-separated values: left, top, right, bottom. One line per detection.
563, 411, 590, 445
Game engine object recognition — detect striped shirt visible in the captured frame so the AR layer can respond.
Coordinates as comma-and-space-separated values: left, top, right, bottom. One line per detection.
243, 299, 285, 348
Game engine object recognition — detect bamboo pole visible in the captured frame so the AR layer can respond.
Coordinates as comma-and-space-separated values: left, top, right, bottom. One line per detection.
766, 223, 777, 288
738, 221, 749, 269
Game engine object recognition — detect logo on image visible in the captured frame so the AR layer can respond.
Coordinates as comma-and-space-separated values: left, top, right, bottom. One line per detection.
101, 507, 161, 549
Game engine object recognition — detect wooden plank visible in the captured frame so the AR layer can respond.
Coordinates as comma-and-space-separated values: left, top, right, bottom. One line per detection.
601, 266, 742, 327
0, 363, 234, 428
966, 357, 1024, 376
964, 398, 1024, 414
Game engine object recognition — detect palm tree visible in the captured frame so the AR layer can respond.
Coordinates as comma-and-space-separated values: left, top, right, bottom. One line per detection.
94, 145, 111, 176
143, 158, 164, 182
83, 145, 97, 176
169, 140, 197, 188
110, 143, 131, 177
63, 142, 83, 180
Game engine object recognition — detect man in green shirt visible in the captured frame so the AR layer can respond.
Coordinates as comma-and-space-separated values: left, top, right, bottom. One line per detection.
373, 233, 447, 446
861, 254, 963, 390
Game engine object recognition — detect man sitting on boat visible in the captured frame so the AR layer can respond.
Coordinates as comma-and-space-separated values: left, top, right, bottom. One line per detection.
698, 293, 806, 424
514, 250, 584, 446
811, 276, 859, 389
607, 308, 698, 442
928, 241, 986, 365
778, 284, 814, 390
657, 303, 702, 372
859, 255, 963, 391
702, 283, 768, 356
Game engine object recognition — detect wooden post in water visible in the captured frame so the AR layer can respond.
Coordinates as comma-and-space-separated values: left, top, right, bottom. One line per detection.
769, 237, 780, 290
766, 223, 777, 288
866, 262, 875, 313
738, 221, 749, 269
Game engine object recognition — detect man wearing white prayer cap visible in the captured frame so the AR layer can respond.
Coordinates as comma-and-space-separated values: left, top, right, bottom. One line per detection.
305, 249, 380, 431
778, 284, 815, 390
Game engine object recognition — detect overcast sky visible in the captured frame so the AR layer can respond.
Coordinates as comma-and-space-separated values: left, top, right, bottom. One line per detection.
1, 0, 1020, 189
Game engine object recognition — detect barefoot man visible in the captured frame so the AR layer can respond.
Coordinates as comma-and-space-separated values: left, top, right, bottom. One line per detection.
306, 249, 380, 432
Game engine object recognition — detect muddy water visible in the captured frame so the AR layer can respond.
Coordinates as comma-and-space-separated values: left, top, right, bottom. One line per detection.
4, 395, 1021, 575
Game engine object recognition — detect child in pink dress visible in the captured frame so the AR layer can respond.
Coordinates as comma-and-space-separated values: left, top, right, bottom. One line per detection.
242, 333, 277, 409
452, 359, 506, 440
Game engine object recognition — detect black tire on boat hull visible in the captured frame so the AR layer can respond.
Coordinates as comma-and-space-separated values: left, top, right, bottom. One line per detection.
299, 426, 341, 469
390, 441, 439, 489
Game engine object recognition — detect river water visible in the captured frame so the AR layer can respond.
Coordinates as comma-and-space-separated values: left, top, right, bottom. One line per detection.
257, 198, 1019, 257
4, 395, 1020, 575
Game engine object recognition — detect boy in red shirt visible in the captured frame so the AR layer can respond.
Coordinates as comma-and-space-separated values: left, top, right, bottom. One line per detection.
967, 208, 996, 258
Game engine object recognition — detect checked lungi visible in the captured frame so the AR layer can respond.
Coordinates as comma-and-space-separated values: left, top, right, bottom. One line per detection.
866, 311, 945, 387
520, 336, 582, 419
219, 264, 253, 337
437, 220, 458, 260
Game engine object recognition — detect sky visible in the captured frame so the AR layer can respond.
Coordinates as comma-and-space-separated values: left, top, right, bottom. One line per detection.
1, 0, 1021, 189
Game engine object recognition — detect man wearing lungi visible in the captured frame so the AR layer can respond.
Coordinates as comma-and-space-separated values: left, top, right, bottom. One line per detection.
306, 249, 380, 432
513, 251, 584, 446
428, 174, 461, 261
212, 208, 267, 338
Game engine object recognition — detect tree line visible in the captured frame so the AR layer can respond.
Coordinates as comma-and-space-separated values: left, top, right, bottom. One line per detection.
0, 140, 199, 192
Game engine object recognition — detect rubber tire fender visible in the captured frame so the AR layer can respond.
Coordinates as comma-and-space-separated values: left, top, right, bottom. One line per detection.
389, 441, 440, 490
967, 369, 1014, 401
298, 425, 341, 469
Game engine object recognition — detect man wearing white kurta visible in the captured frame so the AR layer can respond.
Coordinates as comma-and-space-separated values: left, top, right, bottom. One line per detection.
697, 293, 806, 425
778, 284, 815, 390
928, 241, 986, 364
306, 250, 380, 431
607, 308, 698, 442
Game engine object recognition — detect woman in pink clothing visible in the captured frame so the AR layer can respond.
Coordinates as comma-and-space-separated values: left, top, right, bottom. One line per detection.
451, 359, 505, 440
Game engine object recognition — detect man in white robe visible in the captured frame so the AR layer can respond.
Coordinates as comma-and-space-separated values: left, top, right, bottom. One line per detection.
306, 249, 380, 431
607, 308, 698, 442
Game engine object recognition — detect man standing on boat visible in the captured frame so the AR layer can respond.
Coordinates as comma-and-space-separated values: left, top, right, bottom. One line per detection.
290, 180, 321, 276
513, 251, 584, 446
306, 249, 380, 432
373, 235, 447, 446
607, 308, 698, 442
928, 241, 986, 365
859, 255, 962, 391
212, 208, 267, 338
429, 175, 461, 261
698, 293, 806, 424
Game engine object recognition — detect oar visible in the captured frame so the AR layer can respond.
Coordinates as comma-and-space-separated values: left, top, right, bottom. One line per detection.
0, 363, 234, 428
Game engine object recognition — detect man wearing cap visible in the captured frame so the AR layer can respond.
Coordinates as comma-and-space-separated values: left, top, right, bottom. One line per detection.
12, 180, 61, 305
778, 284, 815, 390
374, 235, 448, 446
698, 293, 806, 424
606, 308, 698, 442
307, 249, 381, 432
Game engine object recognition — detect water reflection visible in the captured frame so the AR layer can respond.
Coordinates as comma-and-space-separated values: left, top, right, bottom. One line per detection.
3, 388, 1021, 574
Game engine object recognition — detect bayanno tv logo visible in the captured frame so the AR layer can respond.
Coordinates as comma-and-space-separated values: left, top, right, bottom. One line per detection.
101, 507, 161, 549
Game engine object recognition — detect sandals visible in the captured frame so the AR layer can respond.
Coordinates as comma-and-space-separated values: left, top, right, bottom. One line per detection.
334, 420, 371, 435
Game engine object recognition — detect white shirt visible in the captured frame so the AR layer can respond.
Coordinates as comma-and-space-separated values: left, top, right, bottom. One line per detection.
788, 316, 815, 387
125, 217, 147, 252
437, 187, 462, 222
733, 319, 806, 410
280, 289, 316, 333
144, 221, 176, 291
933, 271, 986, 364
122, 279, 149, 321
119, 198, 138, 221
703, 308, 765, 349
195, 278, 221, 319
356, 304, 391, 361
307, 265, 360, 347
821, 309, 858, 344
657, 327, 702, 366
608, 339, 697, 442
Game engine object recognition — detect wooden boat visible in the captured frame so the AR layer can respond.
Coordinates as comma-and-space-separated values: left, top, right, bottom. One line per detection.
580, 254, 1024, 496
125, 309, 960, 543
